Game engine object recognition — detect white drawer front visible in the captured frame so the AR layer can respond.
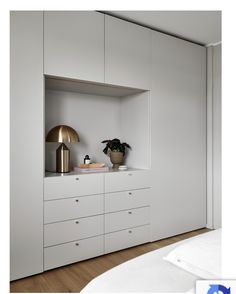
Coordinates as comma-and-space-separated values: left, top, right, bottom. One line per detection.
105, 206, 150, 233
105, 189, 150, 213
44, 215, 104, 247
105, 225, 150, 254
105, 170, 150, 193
44, 194, 104, 223
44, 235, 104, 270
44, 173, 103, 200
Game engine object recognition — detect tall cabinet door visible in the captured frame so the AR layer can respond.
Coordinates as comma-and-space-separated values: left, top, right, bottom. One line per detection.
150, 32, 207, 241
44, 11, 104, 83
105, 15, 150, 89
10, 12, 44, 280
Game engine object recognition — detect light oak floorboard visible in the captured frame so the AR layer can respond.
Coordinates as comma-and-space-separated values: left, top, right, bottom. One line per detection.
10, 228, 210, 293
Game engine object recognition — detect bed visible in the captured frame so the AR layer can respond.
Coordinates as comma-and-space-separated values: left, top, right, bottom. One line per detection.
81, 229, 221, 293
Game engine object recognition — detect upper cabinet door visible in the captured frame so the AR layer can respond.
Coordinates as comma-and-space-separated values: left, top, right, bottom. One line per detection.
105, 15, 151, 89
44, 11, 104, 83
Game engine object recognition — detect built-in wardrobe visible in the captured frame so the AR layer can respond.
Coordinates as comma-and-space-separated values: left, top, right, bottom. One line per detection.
10, 11, 206, 280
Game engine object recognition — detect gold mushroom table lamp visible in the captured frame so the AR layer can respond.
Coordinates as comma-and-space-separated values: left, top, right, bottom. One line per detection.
46, 125, 79, 173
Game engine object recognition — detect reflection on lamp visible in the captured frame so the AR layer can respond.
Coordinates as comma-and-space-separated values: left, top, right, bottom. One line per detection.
46, 125, 79, 173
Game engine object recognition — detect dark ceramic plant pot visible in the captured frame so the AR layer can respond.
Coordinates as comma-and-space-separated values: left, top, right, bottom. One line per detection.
110, 151, 124, 169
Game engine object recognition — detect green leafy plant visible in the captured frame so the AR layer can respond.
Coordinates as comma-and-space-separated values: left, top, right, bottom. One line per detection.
101, 138, 131, 155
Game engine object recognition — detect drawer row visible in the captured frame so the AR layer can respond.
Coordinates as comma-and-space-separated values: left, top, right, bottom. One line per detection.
44, 206, 150, 247
43, 170, 151, 271
44, 170, 150, 200
44, 189, 150, 224
44, 224, 150, 270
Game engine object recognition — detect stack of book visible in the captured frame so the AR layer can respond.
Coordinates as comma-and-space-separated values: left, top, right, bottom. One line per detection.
74, 163, 109, 173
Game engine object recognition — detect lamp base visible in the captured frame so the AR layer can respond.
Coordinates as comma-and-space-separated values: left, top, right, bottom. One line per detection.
56, 143, 70, 173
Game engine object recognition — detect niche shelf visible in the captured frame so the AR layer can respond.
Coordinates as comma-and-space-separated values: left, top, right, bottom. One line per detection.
44, 75, 150, 174
45, 76, 146, 97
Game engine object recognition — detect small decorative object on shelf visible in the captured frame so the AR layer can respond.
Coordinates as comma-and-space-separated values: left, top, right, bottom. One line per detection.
79, 163, 105, 168
101, 138, 131, 169
74, 163, 109, 173
46, 125, 79, 173
118, 165, 128, 170
84, 155, 91, 164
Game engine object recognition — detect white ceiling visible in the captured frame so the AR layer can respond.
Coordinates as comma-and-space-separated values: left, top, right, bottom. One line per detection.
105, 11, 221, 46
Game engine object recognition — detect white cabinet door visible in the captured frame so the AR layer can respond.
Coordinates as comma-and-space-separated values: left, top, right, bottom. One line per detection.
44, 11, 104, 83
44, 173, 103, 200
105, 225, 150, 254
44, 194, 104, 223
105, 189, 150, 213
10, 12, 44, 280
150, 32, 207, 241
105, 170, 150, 193
44, 215, 104, 247
44, 235, 104, 270
105, 15, 150, 89
105, 207, 150, 233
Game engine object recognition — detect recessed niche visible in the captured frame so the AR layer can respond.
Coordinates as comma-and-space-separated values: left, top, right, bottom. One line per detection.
45, 76, 150, 173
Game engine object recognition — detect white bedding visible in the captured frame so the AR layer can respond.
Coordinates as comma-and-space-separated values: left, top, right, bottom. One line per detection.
163, 229, 221, 279
81, 230, 221, 293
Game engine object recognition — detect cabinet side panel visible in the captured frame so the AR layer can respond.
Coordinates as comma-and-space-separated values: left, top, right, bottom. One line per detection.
10, 11, 44, 280
151, 32, 207, 241
212, 44, 221, 229
206, 46, 213, 228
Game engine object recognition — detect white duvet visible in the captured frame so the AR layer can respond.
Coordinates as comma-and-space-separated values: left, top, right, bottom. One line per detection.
81, 229, 221, 293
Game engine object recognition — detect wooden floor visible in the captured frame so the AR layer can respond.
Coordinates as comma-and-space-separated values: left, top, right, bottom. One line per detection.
10, 228, 210, 293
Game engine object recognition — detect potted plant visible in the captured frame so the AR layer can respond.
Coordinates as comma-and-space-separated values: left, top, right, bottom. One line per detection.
101, 138, 131, 168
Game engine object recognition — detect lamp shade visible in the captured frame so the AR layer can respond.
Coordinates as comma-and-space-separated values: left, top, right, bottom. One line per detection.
46, 125, 79, 143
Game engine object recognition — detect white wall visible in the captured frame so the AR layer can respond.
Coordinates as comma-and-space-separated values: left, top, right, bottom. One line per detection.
207, 44, 222, 228
120, 92, 150, 169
